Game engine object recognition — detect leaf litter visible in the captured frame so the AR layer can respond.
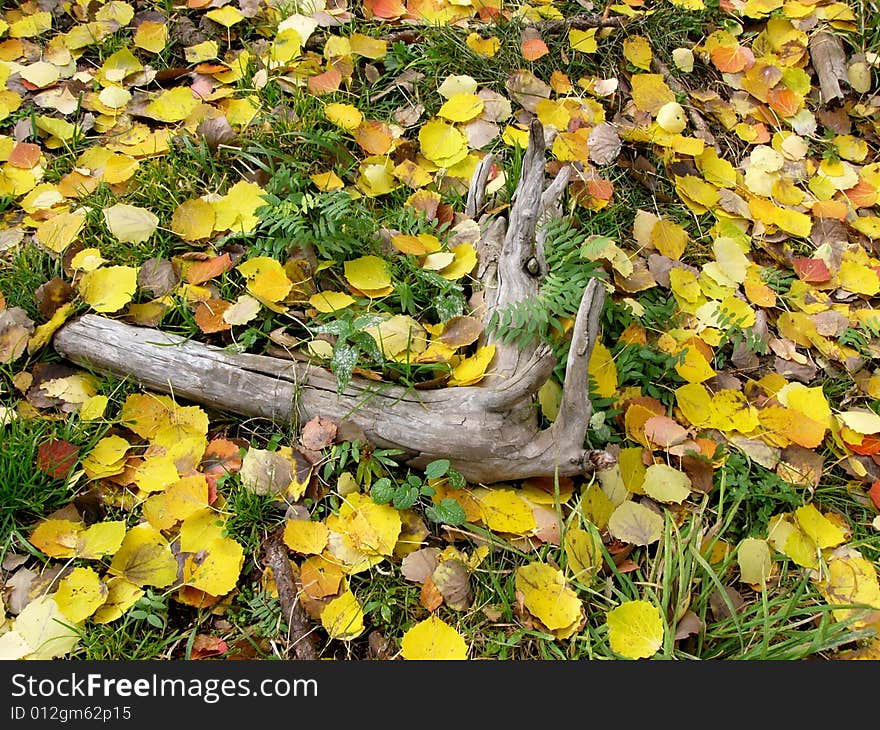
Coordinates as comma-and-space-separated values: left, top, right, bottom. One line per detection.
0, 0, 878, 661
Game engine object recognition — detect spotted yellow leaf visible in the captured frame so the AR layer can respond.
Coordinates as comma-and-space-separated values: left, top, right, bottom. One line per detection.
401, 615, 468, 659
606, 600, 664, 659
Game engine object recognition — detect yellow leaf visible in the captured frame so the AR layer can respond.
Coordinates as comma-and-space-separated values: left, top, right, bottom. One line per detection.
75, 521, 127, 559
466, 33, 500, 58
642, 464, 692, 504
838, 259, 880, 296
283, 519, 330, 555
324, 102, 363, 131
631, 74, 675, 114
618, 447, 647, 494
79, 394, 109, 421
206, 5, 244, 27
12, 596, 80, 660
349, 33, 387, 60
438, 243, 477, 280
145, 86, 199, 123
320, 589, 365, 640
310, 170, 344, 192
675, 382, 712, 427
713, 237, 749, 283
623, 35, 653, 70
143, 475, 209, 529
36, 209, 86, 253
184, 40, 219, 64
109, 523, 178, 588
588, 340, 618, 398
103, 203, 158, 243
650, 219, 688, 260
400, 615, 468, 659
364, 314, 427, 359
171, 197, 215, 241
309, 290, 356, 313
516, 561, 583, 632
54, 567, 107, 623
563, 527, 603, 584
737, 537, 773, 586
213, 181, 265, 234
794, 505, 846, 549
184, 532, 243, 596
476, 488, 537, 534
178, 509, 244, 595
133, 20, 168, 54
569, 28, 598, 54
817, 549, 880, 629
237, 256, 292, 305
607, 500, 664, 545
438, 93, 484, 123
92, 577, 144, 624
28, 302, 75, 354
344, 255, 392, 291
606, 600, 664, 659
418, 118, 468, 168
337, 493, 402, 558
445, 344, 493, 386
674, 345, 715, 384
81, 435, 130, 479
838, 410, 880, 434
29, 518, 83, 558
79, 265, 138, 314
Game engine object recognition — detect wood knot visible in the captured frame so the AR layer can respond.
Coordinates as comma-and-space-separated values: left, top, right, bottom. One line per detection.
526, 256, 540, 275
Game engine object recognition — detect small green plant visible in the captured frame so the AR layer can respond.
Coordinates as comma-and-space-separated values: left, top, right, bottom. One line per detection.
369, 459, 468, 525
314, 310, 385, 393
129, 590, 169, 630
613, 343, 686, 407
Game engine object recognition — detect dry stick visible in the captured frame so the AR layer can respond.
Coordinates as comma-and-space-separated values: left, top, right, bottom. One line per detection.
264, 530, 318, 660
651, 56, 721, 154
53, 121, 610, 484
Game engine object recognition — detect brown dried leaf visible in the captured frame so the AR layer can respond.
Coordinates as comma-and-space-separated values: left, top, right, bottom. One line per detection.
300, 416, 337, 451
401, 547, 440, 584
432, 559, 472, 611
137, 258, 179, 298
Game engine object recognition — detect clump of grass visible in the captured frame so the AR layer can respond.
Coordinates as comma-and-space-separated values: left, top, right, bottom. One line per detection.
0, 415, 106, 555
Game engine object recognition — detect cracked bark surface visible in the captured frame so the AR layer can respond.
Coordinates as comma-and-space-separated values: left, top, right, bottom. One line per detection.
53, 118, 611, 484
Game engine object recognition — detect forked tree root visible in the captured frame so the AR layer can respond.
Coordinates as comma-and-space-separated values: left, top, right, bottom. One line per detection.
53, 119, 611, 484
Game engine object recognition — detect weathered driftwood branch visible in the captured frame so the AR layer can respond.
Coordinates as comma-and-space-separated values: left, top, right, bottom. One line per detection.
264, 530, 318, 660
53, 118, 609, 484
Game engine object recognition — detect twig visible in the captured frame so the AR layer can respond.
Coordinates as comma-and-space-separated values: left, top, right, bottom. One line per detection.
264, 530, 318, 661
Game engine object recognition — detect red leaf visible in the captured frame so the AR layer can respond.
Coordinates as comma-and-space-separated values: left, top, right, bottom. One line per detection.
190, 635, 229, 659
792, 257, 832, 283
868, 480, 880, 511
36, 440, 80, 480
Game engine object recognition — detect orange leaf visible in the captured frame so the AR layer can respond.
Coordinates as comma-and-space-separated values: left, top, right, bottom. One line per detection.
843, 180, 878, 209
354, 120, 394, 155
521, 38, 549, 61
8, 142, 41, 169
811, 199, 848, 220
710, 44, 754, 73
868, 481, 880, 510
185, 253, 233, 285
767, 87, 801, 117
363, 0, 408, 19
194, 299, 232, 334
308, 68, 342, 96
